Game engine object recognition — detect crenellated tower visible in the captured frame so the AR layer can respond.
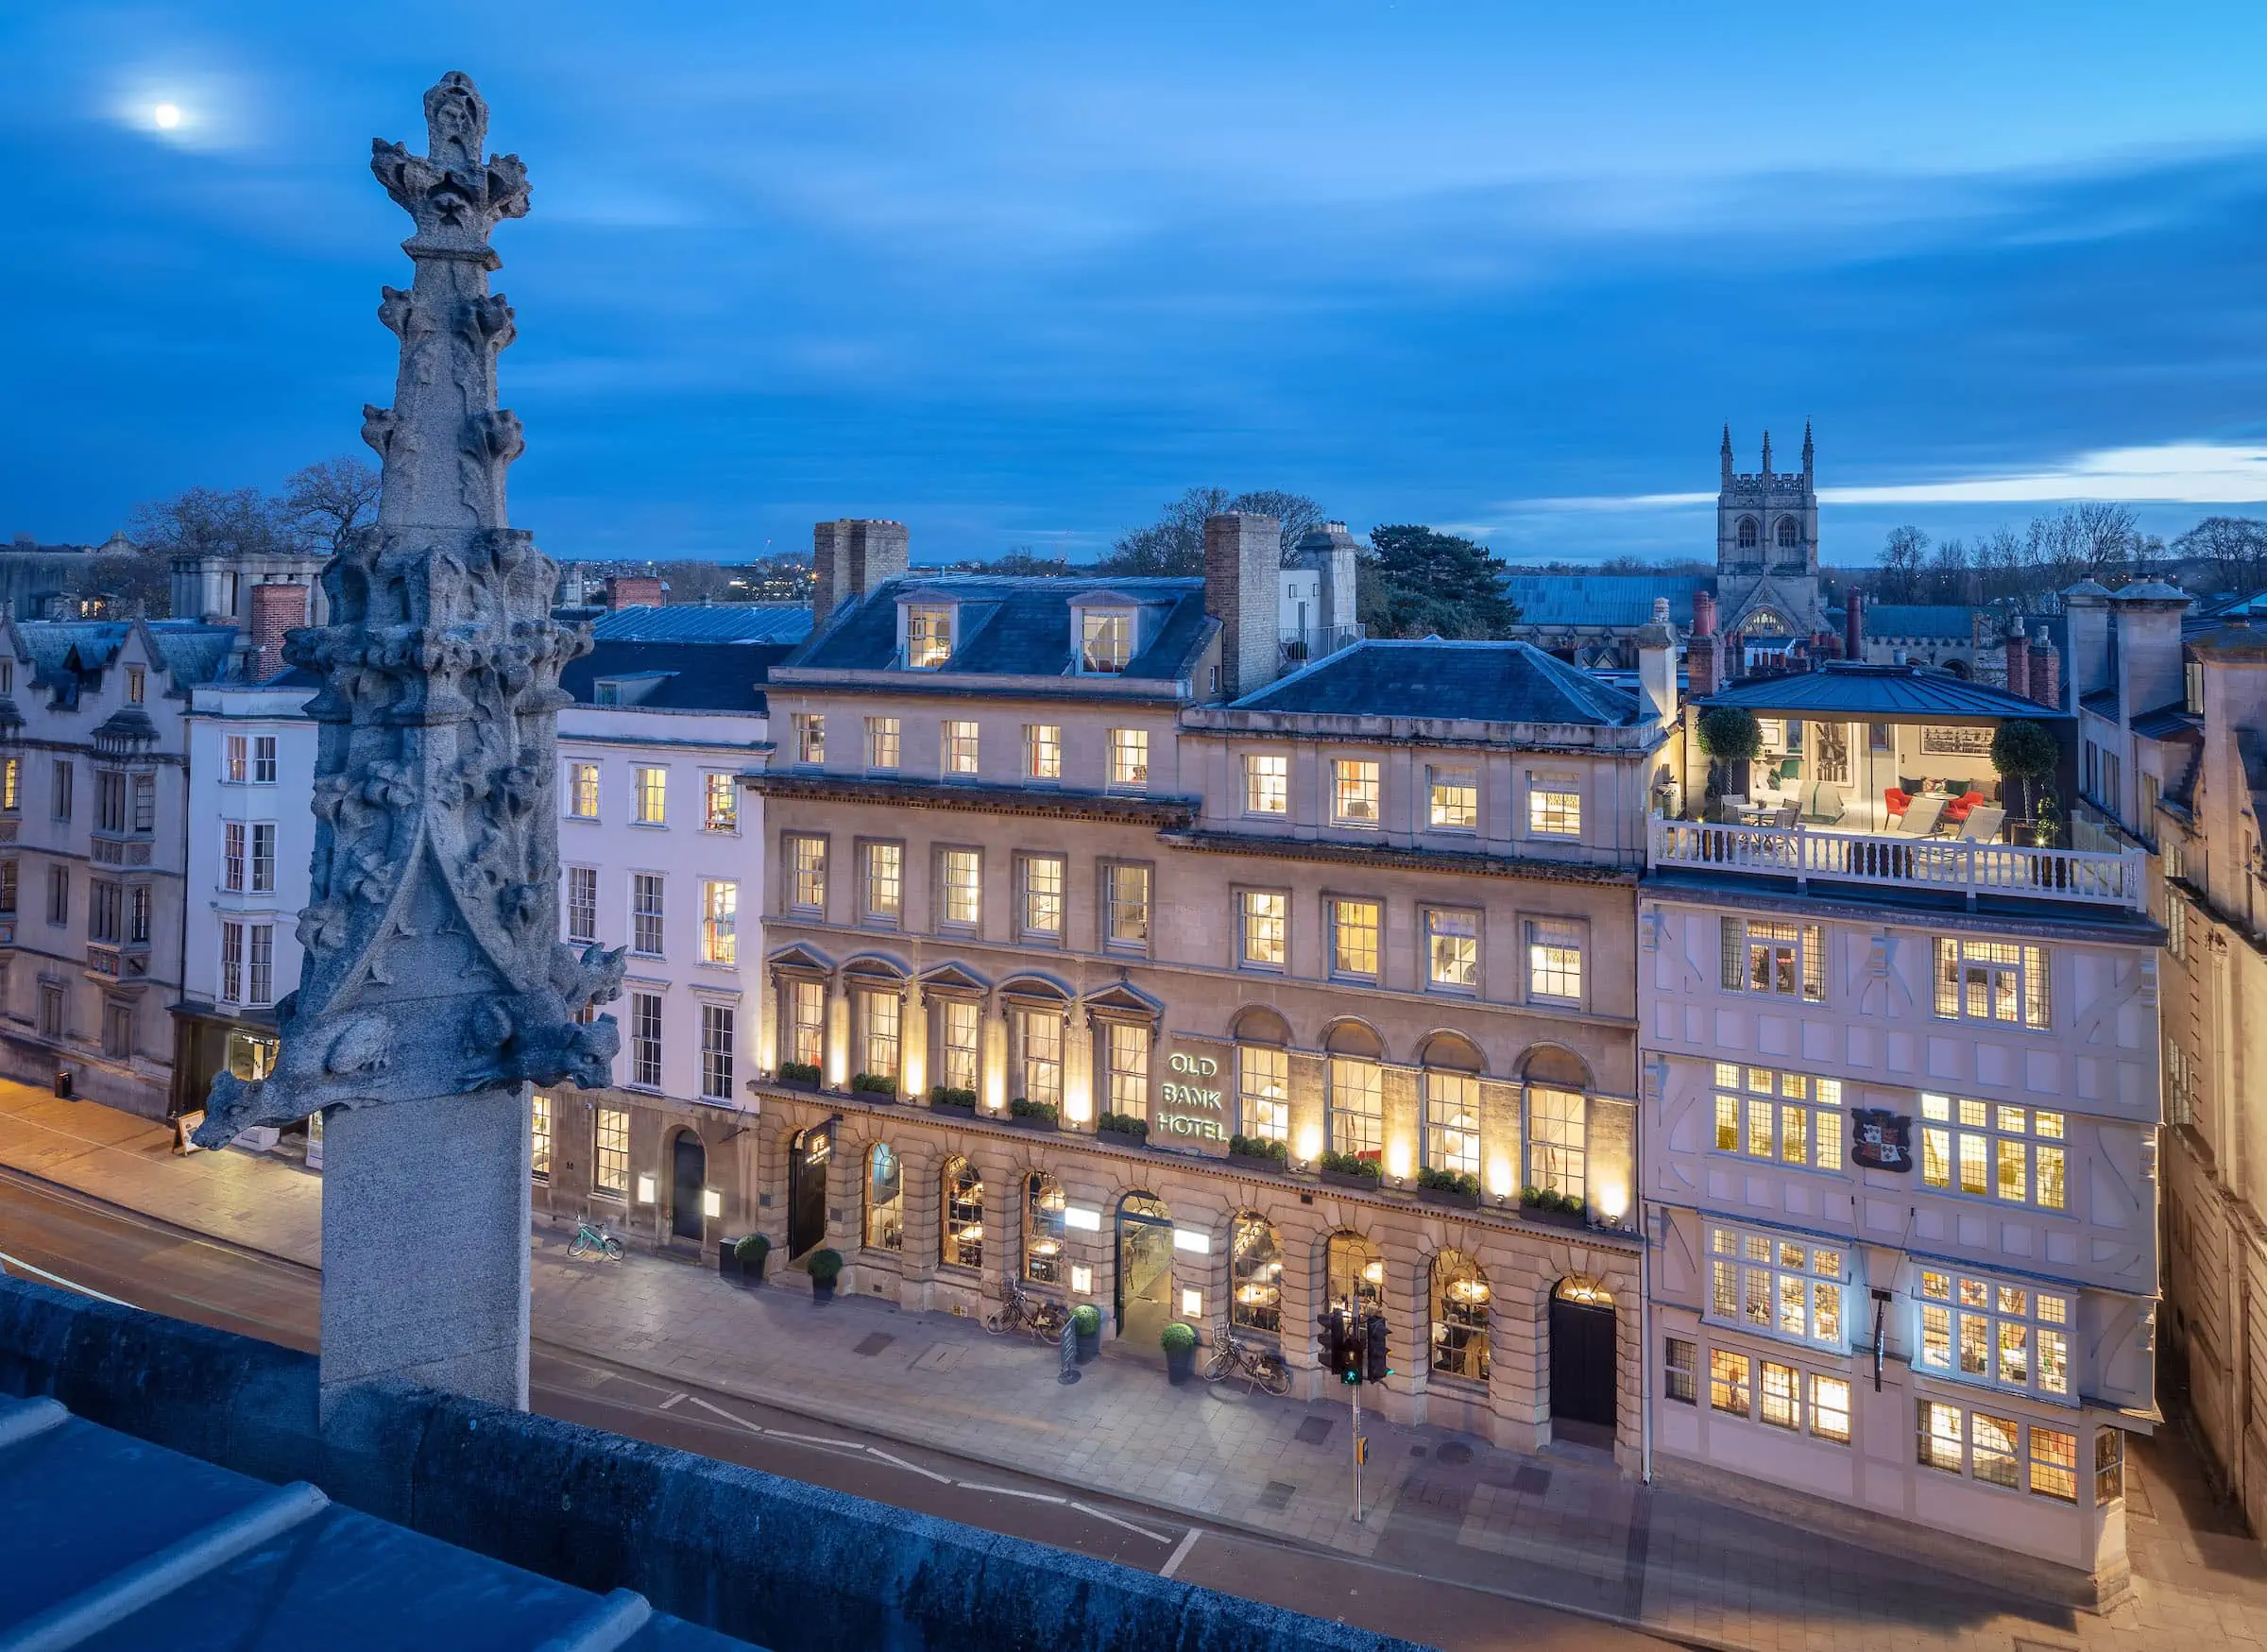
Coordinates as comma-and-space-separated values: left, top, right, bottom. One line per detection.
1712, 423, 1825, 654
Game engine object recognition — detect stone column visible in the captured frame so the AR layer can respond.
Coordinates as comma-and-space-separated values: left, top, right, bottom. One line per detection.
193, 75, 622, 1422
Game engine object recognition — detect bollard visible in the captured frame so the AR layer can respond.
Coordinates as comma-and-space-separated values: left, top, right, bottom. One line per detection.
1058, 1318, 1082, 1385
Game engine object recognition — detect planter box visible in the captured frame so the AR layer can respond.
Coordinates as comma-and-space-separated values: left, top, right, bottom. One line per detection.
1519, 1204, 1589, 1230
1319, 1167, 1383, 1193
930, 1099, 977, 1118
1227, 1152, 1289, 1176
811, 1276, 837, 1304
1006, 1113, 1061, 1133
1416, 1184, 1482, 1211
1096, 1128, 1148, 1150
776, 1074, 819, 1092
1075, 1326, 1100, 1363
718, 1249, 741, 1280
849, 1087, 898, 1104
1165, 1344, 1196, 1386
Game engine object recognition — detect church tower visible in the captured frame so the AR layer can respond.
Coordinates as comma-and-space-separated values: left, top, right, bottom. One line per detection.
1712, 424, 1824, 656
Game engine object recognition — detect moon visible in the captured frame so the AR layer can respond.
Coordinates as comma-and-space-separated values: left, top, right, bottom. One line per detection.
152, 103, 182, 130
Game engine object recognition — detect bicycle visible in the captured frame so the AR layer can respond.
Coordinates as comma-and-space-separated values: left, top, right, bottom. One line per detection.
567, 1218, 623, 1260
984, 1280, 1070, 1340
1203, 1316, 1292, 1396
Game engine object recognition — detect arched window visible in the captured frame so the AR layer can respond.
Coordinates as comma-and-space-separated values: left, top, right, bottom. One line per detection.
864, 1143, 902, 1252
1326, 1232, 1385, 1319
1234, 1007, 1291, 1144
1775, 516, 1799, 550
1526, 1085, 1586, 1202
1431, 1251, 1491, 1382
1025, 1172, 1065, 1285
1231, 1212, 1283, 1334
1736, 516, 1759, 550
943, 1157, 983, 1270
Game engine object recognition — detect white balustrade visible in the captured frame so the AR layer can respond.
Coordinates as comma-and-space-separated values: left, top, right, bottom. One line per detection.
1646, 815, 2145, 910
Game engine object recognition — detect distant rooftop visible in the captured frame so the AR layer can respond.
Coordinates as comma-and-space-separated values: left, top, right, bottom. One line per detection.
592, 605, 813, 646
1503, 573, 1711, 630
562, 638, 794, 715
1235, 639, 1645, 726
1699, 661, 2070, 721
792, 575, 1212, 683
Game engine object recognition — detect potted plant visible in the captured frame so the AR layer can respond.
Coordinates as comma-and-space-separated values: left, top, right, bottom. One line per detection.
850, 1072, 896, 1098
734, 1232, 770, 1285
776, 1061, 821, 1091
1097, 1112, 1150, 1148
929, 1085, 978, 1115
1989, 718, 2058, 845
1519, 1186, 1588, 1229
1318, 1150, 1383, 1191
1416, 1167, 1483, 1209
1073, 1303, 1101, 1364
1007, 1098, 1061, 1131
807, 1247, 843, 1303
1696, 705, 1762, 820
1227, 1134, 1289, 1170
1161, 1320, 1198, 1385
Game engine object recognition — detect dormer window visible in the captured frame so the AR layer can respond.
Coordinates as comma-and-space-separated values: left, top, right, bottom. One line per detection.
1081, 611, 1133, 673
907, 605, 954, 670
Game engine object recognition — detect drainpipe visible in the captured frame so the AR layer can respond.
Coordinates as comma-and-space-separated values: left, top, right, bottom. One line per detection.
1641, 1201, 1662, 1484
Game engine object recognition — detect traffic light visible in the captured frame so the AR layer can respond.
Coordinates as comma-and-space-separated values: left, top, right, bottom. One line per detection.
1318, 1308, 1360, 1383
1365, 1311, 1390, 1383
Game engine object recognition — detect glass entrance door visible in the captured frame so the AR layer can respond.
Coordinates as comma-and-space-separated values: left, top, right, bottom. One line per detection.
1116, 1193, 1173, 1347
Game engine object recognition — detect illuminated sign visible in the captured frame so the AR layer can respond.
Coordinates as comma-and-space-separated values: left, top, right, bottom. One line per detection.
1156, 1049, 1227, 1142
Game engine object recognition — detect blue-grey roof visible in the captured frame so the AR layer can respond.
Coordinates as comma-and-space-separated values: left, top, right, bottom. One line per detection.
0, 1395, 754, 1650
593, 605, 813, 645
17, 619, 235, 706
794, 575, 1212, 682
1701, 662, 2070, 720
1236, 639, 1645, 724
1503, 574, 1710, 629
562, 639, 792, 714
1853, 605, 1982, 641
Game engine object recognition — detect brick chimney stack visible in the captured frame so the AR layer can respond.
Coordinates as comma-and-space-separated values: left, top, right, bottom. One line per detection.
1204, 512, 1282, 701
811, 519, 911, 632
1844, 589, 1866, 662
1689, 588, 1720, 697
2030, 639, 2060, 711
2004, 620, 2030, 701
602, 574, 665, 611
247, 581, 308, 683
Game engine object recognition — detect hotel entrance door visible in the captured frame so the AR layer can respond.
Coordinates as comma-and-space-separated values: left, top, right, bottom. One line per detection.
1116, 1193, 1172, 1347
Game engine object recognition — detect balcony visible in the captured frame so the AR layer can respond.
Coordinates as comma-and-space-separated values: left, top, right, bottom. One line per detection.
1647, 815, 2145, 910
91, 833, 154, 867
1278, 623, 1364, 669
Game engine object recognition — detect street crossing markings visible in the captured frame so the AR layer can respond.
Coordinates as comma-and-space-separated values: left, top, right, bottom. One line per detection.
866, 1448, 954, 1485
657, 1392, 688, 1410
1159, 1527, 1202, 1578
1069, 1502, 1175, 1544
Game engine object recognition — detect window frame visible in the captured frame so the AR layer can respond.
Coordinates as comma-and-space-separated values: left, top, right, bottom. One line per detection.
860, 840, 904, 928
1017, 852, 1066, 944
1023, 723, 1063, 782
699, 1001, 735, 1100
864, 1143, 904, 1252
1931, 937, 2050, 1030
1915, 1265, 2074, 1402
1101, 860, 1151, 955
1238, 1044, 1289, 1142
935, 845, 982, 933
1710, 1063, 1846, 1173
1328, 1056, 1382, 1158
784, 833, 827, 916
1427, 763, 1479, 833
1525, 1083, 1585, 1201
905, 604, 954, 669
699, 879, 738, 967
1526, 773, 1583, 839
1705, 1221, 1849, 1352
1424, 906, 1481, 996
632, 765, 667, 827
1330, 758, 1382, 828
1526, 916, 1585, 1006
1918, 1094, 2068, 1213
1242, 752, 1290, 817
1105, 727, 1150, 791
1079, 609, 1134, 674
1719, 916, 1826, 1002
793, 712, 826, 767
565, 761, 600, 820
702, 773, 739, 834
594, 1105, 631, 1200
1236, 887, 1289, 972
942, 719, 980, 777
629, 991, 663, 1089
1328, 894, 1382, 980
566, 865, 600, 945
1917, 1399, 2083, 1503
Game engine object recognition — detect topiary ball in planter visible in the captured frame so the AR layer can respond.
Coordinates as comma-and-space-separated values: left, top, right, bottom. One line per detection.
1161, 1320, 1198, 1385
1072, 1303, 1101, 1362
808, 1246, 844, 1303
734, 1232, 770, 1286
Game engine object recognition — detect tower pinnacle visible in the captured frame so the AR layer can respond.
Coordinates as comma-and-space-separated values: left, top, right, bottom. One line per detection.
1720, 424, 1733, 485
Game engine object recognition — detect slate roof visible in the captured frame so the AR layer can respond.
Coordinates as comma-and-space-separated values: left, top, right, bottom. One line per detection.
793, 576, 1213, 682
2081, 686, 2119, 719
1700, 662, 2070, 720
1502, 574, 1711, 630
1854, 605, 1983, 641
561, 639, 791, 714
1234, 639, 1645, 725
17, 620, 235, 706
593, 605, 813, 646
2131, 702, 2199, 741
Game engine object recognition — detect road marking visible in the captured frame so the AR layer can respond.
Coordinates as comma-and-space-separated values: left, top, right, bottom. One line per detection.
683, 1393, 768, 1436
866, 1448, 955, 1485
1070, 1502, 1176, 1544
658, 1392, 688, 1411
958, 1484, 1067, 1505
0, 1248, 128, 1306
1159, 1526, 1202, 1577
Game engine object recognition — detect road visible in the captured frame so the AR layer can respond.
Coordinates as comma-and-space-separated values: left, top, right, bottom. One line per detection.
0, 1165, 1669, 1652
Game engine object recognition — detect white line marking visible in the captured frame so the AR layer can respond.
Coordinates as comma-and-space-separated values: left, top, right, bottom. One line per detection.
1071, 1501, 1176, 1544
657, 1392, 688, 1411
1159, 1526, 1203, 1576
683, 1393, 768, 1436
0, 1249, 129, 1306
764, 1426, 858, 1448
866, 1448, 955, 1484
956, 1483, 1068, 1505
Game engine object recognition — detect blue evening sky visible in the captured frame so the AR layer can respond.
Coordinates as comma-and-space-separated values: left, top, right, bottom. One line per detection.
8, 4, 2267, 566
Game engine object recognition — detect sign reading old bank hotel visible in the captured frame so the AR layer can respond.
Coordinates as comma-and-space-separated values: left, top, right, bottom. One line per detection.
747, 515, 1674, 1456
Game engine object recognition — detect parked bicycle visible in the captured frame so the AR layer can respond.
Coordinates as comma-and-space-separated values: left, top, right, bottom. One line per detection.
1204, 1316, 1292, 1395
984, 1280, 1070, 1340
567, 1218, 623, 1260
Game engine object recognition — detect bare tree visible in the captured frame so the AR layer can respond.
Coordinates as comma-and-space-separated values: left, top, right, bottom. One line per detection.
656, 559, 736, 605
2074, 502, 2140, 585
278, 457, 381, 554
2173, 516, 2267, 595
1878, 526, 1929, 603
1927, 536, 1973, 604
1097, 486, 1326, 576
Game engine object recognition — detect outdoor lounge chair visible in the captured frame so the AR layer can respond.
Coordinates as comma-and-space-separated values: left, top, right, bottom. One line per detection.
1895, 795, 1947, 838
1957, 806, 2006, 843
1802, 782, 1845, 826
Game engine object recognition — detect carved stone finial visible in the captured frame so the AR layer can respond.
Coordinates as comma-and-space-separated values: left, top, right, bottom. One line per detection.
196, 76, 618, 1147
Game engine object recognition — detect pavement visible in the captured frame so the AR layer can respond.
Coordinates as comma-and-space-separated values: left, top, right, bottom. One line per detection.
3, 1081, 2264, 1652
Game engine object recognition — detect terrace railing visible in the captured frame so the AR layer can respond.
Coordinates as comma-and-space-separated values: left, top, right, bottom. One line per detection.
1647, 815, 2147, 911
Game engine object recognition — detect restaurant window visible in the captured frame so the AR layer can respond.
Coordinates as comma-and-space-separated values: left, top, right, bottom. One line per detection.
566, 761, 599, 819
630, 992, 663, 1088
1918, 1096, 2066, 1211
1332, 759, 1380, 827
1326, 1233, 1385, 1320
943, 720, 980, 776
1932, 938, 2050, 1030
1239, 890, 1287, 969
1104, 862, 1151, 950
1244, 753, 1289, 816
1106, 727, 1149, 790
864, 716, 900, 772
1426, 908, 1479, 993
1026, 1174, 1066, 1286
1719, 917, 1825, 1001
594, 1106, 630, 1199
700, 1003, 734, 1100
943, 1159, 984, 1269
1424, 1069, 1480, 1177
1526, 775, 1581, 837
1430, 1251, 1491, 1382
1329, 1057, 1383, 1158
860, 988, 901, 1082
1023, 724, 1062, 781
1712, 1063, 1843, 1171
862, 843, 902, 926
1081, 610, 1133, 673
906, 605, 953, 669
530, 1093, 552, 1181
1331, 897, 1380, 979
864, 1144, 903, 1252
1915, 1268, 2072, 1399
1918, 1401, 2082, 1501
939, 848, 981, 928
1020, 854, 1065, 940
1527, 1084, 1584, 1200
786, 979, 825, 1068
1526, 918, 1583, 1004
253, 737, 277, 784
788, 835, 827, 913
1711, 1349, 1751, 1416
633, 766, 666, 826
938, 998, 980, 1093
793, 713, 825, 766
1708, 1223, 1847, 1350
1239, 1045, 1288, 1142
704, 774, 738, 833
1231, 1213, 1283, 1335
1015, 1006, 1064, 1109
1106, 1021, 1150, 1118
632, 874, 665, 956
1428, 764, 1478, 831
1664, 1338, 1697, 1404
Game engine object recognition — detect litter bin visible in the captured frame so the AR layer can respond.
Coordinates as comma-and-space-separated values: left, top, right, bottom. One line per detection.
54, 1065, 73, 1100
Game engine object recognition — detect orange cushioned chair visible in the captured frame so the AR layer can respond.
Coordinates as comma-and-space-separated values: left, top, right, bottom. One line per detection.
1884, 787, 1914, 822
1940, 790, 1985, 827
